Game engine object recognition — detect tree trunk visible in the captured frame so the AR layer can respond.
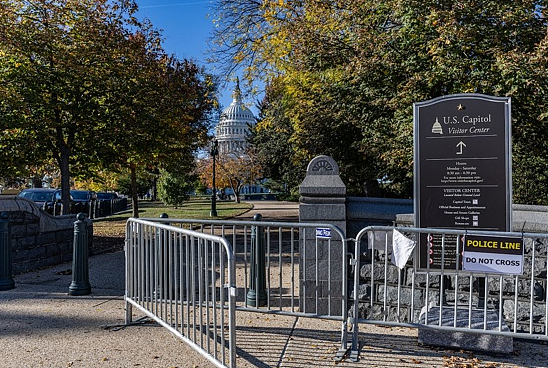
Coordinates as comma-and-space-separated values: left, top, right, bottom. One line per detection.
234, 183, 242, 203
152, 175, 158, 201
131, 165, 139, 218
59, 143, 72, 215
363, 179, 382, 197
32, 177, 42, 188
228, 178, 241, 203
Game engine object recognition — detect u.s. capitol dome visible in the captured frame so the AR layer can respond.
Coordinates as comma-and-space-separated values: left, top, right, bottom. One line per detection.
215, 80, 255, 155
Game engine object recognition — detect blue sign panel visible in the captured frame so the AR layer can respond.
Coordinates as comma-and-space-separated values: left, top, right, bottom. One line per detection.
315, 228, 331, 239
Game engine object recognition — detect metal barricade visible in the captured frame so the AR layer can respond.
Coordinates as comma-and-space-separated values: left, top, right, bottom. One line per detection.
351, 226, 548, 350
125, 218, 237, 368
139, 217, 353, 361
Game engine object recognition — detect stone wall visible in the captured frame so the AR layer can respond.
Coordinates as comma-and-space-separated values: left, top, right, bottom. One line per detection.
0, 195, 93, 274
347, 196, 413, 256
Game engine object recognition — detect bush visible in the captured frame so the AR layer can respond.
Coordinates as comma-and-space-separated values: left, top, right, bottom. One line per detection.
157, 170, 195, 207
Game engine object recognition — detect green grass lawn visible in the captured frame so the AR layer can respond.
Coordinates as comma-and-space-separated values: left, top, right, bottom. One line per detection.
134, 198, 252, 219
93, 197, 253, 238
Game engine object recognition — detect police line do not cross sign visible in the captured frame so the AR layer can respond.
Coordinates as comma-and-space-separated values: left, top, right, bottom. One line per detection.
462, 234, 524, 275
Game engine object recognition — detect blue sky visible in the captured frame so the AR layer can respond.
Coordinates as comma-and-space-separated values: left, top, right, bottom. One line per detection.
135, 0, 255, 114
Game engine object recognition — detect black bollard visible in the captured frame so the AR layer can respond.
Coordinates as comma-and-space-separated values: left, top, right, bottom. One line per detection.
0, 212, 15, 291
69, 213, 91, 296
246, 214, 267, 307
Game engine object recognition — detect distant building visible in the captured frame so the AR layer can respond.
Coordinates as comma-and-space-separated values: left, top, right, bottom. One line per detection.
215, 80, 255, 155
213, 81, 270, 198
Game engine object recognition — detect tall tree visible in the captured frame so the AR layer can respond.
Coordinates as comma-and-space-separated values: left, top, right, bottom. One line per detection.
102, 49, 218, 217
0, 0, 142, 212
217, 152, 262, 203
213, 0, 548, 202
0, 1, 219, 216
250, 81, 305, 198
196, 148, 262, 203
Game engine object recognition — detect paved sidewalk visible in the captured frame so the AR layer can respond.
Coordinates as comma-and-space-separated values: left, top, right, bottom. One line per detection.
1, 201, 548, 367
232, 200, 300, 222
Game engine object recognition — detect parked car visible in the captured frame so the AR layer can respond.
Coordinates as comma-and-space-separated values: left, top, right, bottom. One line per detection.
96, 192, 118, 201
17, 188, 71, 215
70, 190, 97, 214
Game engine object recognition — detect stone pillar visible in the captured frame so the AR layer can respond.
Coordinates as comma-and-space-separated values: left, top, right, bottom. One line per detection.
299, 155, 346, 315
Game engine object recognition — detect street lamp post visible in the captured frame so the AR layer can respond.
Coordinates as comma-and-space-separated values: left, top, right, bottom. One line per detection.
210, 139, 218, 217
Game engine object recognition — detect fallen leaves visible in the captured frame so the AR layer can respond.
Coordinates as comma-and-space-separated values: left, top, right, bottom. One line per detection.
399, 358, 423, 364
442, 355, 494, 368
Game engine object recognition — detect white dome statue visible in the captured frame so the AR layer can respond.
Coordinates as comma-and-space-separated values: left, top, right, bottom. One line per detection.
215, 79, 255, 155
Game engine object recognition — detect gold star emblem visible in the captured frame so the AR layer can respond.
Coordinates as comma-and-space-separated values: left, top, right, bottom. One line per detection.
457, 104, 465, 110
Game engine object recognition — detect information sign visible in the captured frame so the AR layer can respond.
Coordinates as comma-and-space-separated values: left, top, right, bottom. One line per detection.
414, 94, 512, 270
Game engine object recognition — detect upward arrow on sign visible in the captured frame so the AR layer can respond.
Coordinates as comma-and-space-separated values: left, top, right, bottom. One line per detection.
456, 141, 466, 155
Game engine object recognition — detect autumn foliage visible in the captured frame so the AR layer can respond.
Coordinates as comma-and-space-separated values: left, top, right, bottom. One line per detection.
213, 0, 548, 203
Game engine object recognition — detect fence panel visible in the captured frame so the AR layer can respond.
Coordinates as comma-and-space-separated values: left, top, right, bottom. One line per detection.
352, 226, 548, 350
125, 218, 237, 368
139, 217, 354, 361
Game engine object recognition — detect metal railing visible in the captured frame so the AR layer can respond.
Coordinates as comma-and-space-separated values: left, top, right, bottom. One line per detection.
135, 216, 353, 362
124, 218, 548, 365
125, 218, 237, 368
351, 226, 548, 349
89, 198, 128, 219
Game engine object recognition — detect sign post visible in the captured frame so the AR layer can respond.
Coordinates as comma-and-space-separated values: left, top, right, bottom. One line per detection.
414, 94, 512, 271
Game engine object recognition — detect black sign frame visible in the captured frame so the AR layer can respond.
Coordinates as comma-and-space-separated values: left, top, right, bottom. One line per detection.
413, 94, 512, 271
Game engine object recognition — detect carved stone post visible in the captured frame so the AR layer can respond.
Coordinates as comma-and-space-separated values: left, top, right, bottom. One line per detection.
299, 155, 346, 315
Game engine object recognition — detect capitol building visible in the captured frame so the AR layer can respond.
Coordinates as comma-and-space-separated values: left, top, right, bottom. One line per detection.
213, 81, 271, 198
215, 80, 255, 155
